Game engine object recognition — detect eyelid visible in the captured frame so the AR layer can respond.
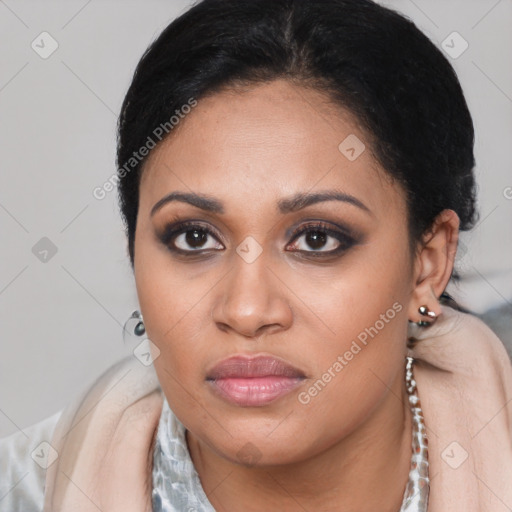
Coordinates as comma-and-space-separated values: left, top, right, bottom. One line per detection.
286, 220, 358, 243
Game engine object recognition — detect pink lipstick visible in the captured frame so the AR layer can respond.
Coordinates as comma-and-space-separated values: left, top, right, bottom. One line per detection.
206, 355, 306, 407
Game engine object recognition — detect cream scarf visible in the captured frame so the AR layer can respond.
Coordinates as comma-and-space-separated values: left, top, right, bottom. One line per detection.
43, 305, 512, 511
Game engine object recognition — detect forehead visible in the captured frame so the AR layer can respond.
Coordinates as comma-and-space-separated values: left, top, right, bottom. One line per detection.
140, 79, 403, 216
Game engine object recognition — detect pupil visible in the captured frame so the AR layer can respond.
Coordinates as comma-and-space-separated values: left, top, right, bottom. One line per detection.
307, 231, 326, 249
186, 229, 207, 248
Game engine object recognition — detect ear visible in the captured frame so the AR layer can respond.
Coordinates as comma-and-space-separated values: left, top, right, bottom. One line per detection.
408, 209, 460, 323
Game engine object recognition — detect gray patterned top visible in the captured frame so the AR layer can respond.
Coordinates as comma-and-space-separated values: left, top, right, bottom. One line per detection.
152, 397, 215, 512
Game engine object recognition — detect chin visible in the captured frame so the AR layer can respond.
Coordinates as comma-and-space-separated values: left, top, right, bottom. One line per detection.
194, 418, 321, 468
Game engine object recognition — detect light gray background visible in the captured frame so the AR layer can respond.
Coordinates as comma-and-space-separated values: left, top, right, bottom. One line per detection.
1, 0, 511, 438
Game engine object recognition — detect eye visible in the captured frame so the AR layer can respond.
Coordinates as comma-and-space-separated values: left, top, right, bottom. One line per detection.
286, 221, 356, 256
158, 221, 224, 253
157, 218, 358, 257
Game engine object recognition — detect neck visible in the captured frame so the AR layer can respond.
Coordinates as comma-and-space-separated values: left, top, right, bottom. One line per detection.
187, 365, 412, 512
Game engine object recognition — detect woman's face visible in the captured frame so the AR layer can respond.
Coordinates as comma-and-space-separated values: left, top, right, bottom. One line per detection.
134, 79, 416, 466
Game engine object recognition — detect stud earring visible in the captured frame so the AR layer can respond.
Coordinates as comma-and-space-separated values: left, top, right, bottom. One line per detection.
417, 305, 436, 327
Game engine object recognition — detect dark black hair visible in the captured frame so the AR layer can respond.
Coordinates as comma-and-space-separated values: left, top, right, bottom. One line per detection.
116, 0, 478, 267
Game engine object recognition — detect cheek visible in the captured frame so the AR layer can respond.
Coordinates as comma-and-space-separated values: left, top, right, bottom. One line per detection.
291, 297, 409, 456
288, 226, 411, 353
135, 263, 212, 387
134, 221, 216, 341
133, 230, 215, 406
293, 296, 408, 430
286, 233, 411, 427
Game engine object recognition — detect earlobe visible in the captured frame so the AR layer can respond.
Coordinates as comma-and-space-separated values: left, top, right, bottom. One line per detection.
408, 209, 460, 324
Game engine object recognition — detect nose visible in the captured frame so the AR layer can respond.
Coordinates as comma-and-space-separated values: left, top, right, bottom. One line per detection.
211, 253, 293, 339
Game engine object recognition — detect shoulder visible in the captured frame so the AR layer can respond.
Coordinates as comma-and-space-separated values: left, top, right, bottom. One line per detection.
410, 304, 512, 381
0, 410, 62, 512
411, 304, 512, 433
411, 306, 512, 509
42, 356, 162, 511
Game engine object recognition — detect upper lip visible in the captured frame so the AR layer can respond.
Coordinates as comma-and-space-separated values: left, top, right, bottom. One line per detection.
206, 355, 306, 380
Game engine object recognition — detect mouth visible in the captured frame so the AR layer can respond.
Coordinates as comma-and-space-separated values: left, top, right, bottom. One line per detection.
206, 354, 306, 407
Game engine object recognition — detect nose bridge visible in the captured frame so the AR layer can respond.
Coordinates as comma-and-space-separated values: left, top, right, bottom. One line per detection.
213, 245, 292, 337
228, 247, 272, 302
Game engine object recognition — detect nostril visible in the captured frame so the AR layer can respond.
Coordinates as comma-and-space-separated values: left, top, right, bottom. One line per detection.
216, 322, 230, 333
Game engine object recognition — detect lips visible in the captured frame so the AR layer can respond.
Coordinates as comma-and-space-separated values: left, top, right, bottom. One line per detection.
206, 355, 306, 407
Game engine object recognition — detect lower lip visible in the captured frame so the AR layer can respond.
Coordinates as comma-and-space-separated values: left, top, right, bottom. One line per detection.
208, 376, 304, 406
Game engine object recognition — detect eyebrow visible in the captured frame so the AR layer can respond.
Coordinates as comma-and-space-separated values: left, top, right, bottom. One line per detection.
150, 190, 371, 217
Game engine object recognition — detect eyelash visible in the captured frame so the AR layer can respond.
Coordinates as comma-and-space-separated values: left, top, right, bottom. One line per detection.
158, 219, 357, 258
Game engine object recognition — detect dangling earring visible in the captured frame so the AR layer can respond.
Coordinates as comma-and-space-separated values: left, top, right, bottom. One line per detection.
417, 305, 436, 327
125, 310, 145, 336
133, 310, 145, 336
